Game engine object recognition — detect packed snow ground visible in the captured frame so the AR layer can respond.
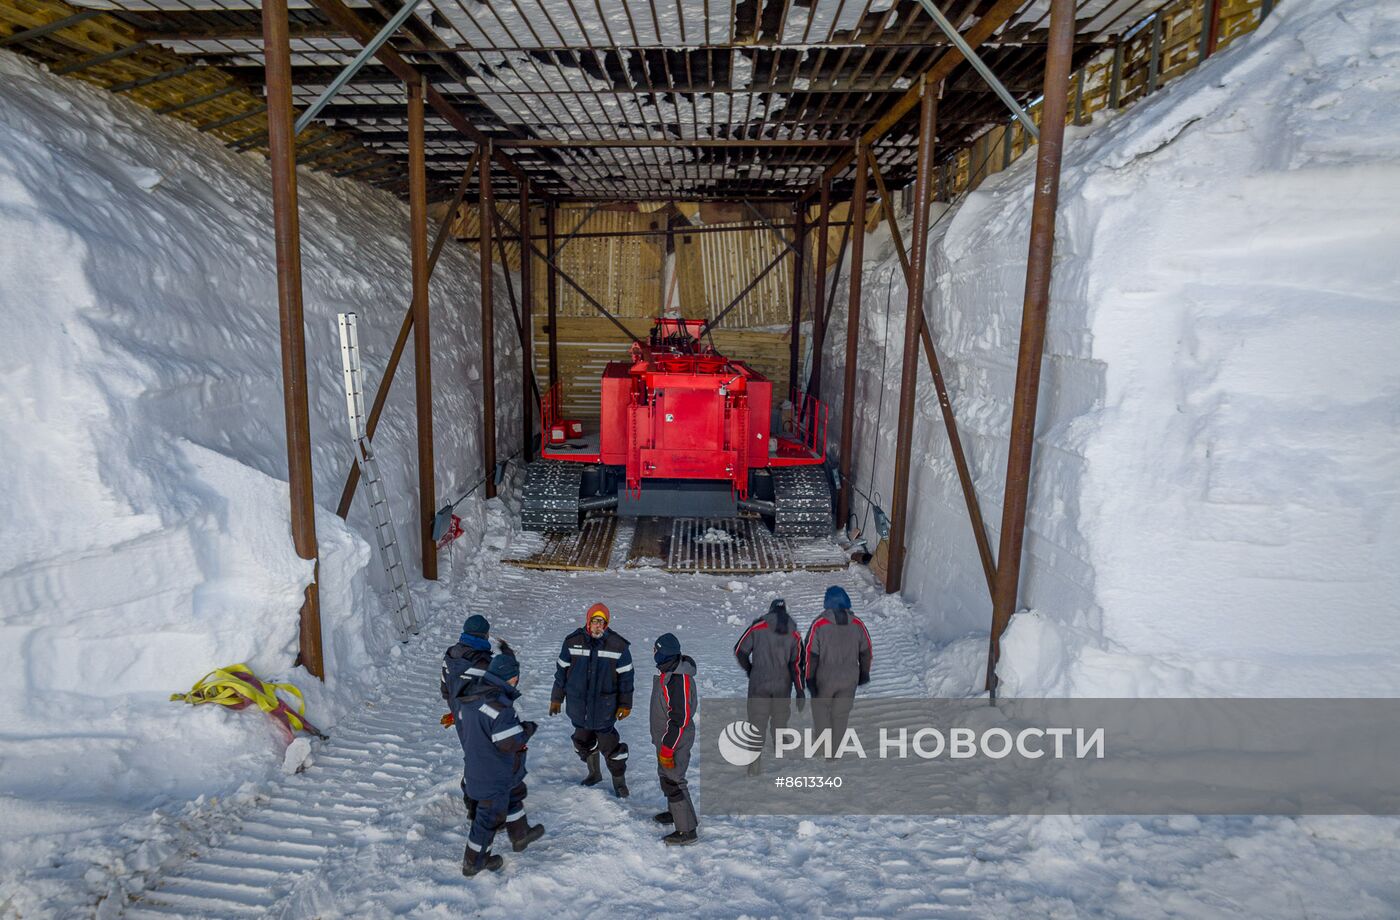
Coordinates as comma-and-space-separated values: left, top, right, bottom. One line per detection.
10, 511, 1394, 918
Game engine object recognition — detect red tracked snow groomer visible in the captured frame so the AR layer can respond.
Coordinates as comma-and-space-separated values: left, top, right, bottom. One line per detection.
521, 317, 832, 536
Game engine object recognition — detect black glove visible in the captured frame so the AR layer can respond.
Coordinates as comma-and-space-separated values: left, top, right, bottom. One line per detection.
521, 720, 538, 739
858, 671, 870, 687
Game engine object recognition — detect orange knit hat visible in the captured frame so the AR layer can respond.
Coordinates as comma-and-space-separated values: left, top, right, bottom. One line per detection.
585, 602, 610, 626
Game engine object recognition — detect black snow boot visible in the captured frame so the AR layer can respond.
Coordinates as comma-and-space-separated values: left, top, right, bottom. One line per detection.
462, 848, 504, 877
653, 812, 674, 825
663, 829, 699, 846
581, 751, 603, 786
507, 820, 546, 853
612, 772, 629, 798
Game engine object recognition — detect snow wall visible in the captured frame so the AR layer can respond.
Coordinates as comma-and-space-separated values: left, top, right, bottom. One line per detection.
824, 0, 1400, 697
0, 50, 521, 803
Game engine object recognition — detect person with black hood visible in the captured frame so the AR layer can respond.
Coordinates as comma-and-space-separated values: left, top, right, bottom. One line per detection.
733, 598, 805, 774
440, 614, 509, 815
455, 652, 545, 877
803, 586, 873, 750
441, 614, 496, 703
549, 602, 634, 797
650, 632, 699, 845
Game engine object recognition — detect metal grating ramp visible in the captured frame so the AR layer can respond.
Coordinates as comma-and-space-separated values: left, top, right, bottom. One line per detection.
503, 511, 619, 572
626, 515, 848, 575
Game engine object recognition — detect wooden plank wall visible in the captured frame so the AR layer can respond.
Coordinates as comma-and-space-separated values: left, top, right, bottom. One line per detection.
530, 315, 792, 420
939, 0, 1270, 196
454, 202, 849, 419
675, 221, 792, 328
452, 204, 667, 318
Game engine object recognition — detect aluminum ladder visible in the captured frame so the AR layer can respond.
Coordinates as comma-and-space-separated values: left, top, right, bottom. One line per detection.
337, 312, 418, 641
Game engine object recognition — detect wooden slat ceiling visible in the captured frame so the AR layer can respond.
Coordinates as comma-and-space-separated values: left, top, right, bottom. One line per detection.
21, 0, 1172, 200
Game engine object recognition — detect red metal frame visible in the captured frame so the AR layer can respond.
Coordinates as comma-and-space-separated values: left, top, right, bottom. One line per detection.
538, 320, 826, 490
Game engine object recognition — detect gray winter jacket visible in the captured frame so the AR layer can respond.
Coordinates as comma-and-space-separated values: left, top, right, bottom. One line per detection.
650, 655, 698, 757
803, 607, 872, 697
734, 608, 805, 698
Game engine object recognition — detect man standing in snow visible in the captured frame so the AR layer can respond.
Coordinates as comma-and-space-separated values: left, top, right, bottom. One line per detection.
804, 586, 872, 753
441, 613, 499, 815
549, 602, 634, 797
734, 598, 805, 774
456, 652, 545, 876
651, 632, 699, 845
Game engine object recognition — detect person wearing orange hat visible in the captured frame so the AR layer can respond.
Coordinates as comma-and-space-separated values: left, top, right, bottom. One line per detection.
550, 602, 635, 797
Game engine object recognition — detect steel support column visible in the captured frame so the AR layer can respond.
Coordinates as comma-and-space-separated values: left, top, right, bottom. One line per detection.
519, 182, 534, 461
1201, 0, 1221, 60
789, 204, 806, 396
810, 175, 832, 399
336, 153, 480, 520
408, 77, 437, 581
836, 145, 868, 533
884, 85, 938, 595
263, 0, 323, 678
870, 154, 997, 598
987, 0, 1077, 693
479, 142, 498, 499
546, 204, 559, 385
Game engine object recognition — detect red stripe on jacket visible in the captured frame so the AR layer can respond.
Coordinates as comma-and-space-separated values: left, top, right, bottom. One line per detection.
659, 672, 693, 757
853, 615, 873, 666
733, 620, 768, 658
803, 617, 830, 679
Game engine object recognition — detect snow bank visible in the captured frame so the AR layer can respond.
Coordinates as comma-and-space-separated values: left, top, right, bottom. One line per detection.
0, 46, 520, 813
825, 0, 1400, 696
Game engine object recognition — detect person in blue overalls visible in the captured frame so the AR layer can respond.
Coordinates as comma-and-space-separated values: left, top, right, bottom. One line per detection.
549, 602, 635, 797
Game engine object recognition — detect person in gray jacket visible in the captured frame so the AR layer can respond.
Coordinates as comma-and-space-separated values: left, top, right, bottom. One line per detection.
803, 586, 872, 752
650, 632, 699, 845
734, 598, 805, 774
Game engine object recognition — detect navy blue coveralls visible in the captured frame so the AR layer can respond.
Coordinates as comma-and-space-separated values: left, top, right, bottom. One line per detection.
552, 626, 635, 778
455, 672, 537, 865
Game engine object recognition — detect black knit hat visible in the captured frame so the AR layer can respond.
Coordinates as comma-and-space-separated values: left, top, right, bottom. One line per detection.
487, 653, 519, 682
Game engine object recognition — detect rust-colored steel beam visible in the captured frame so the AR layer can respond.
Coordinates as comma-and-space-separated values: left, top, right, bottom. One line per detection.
789, 204, 806, 395
479, 141, 498, 499
335, 151, 479, 520
870, 153, 997, 599
987, 0, 1078, 694
453, 220, 839, 245
263, 0, 323, 678
306, 0, 525, 184
519, 182, 534, 462
408, 77, 437, 580
800, 0, 1025, 202
491, 210, 541, 412
545, 204, 559, 384
1202, 0, 1222, 59
836, 145, 869, 533
810, 174, 831, 400
493, 138, 856, 149
884, 85, 937, 596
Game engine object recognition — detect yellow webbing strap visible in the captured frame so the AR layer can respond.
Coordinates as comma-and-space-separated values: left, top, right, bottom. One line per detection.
170, 663, 315, 735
